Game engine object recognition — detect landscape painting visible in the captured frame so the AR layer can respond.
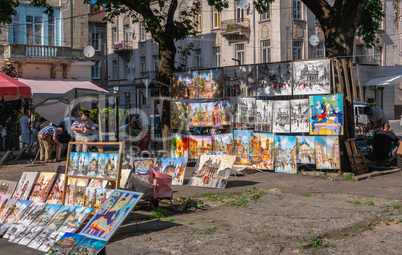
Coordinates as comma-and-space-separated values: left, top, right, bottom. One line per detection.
255, 100, 273, 132
296, 136, 316, 164
251, 133, 274, 170
223, 65, 257, 97
12, 171, 38, 200
212, 133, 234, 155
58, 206, 94, 233
0, 180, 16, 195
29, 172, 56, 203
170, 133, 189, 158
309, 94, 343, 135
290, 99, 310, 133
272, 100, 290, 133
198, 69, 222, 98
188, 155, 236, 188
171, 101, 189, 131
233, 130, 253, 165
188, 135, 212, 160
257, 62, 293, 96
173, 71, 198, 99
156, 158, 188, 185
293, 59, 331, 95
274, 136, 297, 174
315, 136, 340, 169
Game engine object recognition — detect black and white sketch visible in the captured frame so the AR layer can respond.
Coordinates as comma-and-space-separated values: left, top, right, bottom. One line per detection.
257, 62, 292, 96
293, 59, 331, 95
224, 65, 257, 97
272, 100, 290, 133
290, 99, 310, 133
230, 97, 256, 126
255, 100, 273, 132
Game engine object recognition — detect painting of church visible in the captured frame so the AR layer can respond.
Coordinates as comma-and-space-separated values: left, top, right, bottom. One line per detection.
296, 136, 315, 164
233, 130, 253, 165
188, 155, 236, 188
273, 100, 290, 133
173, 71, 197, 99
293, 59, 331, 95
251, 133, 274, 170
274, 136, 297, 174
171, 101, 189, 131
68, 237, 107, 255
291, 99, 310, 133
198, 69, 222, 99
315, 136, 340, 169
46, 232, 86, 254
309, 94, 343, 135
255, 100, 273, 132
188, 135, 212, 160
230, 97, 256, 126
156, 158, 188, 185
212, 133, 234, 155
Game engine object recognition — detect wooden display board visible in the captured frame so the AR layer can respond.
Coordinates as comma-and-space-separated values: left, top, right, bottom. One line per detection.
61, 141, 124, 205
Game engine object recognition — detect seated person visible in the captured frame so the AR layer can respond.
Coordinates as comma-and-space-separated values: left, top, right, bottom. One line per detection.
372, 123, 401, 166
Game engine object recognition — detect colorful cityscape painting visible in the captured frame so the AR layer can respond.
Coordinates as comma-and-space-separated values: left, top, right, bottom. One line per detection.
170, 101, 189, 131
0, 198, 17, 223
296, 136, 316, 164
37, 230, 65, 252
315, 136, 340, 169
233, 130, 253, 165
156, 158, 188, 185
188, 135, 212, 160
46, 174, 65, 204
3, 200, 32, 223
170, 133, 189, 158
45, 205, 75, 230
293, 59, 331, 95
212, 133, 234, 155
257, 62, 293, 96
309, 94, 343, 135
198, 69, 222, 98
188, 101, 230, 127
69, 237, 107, 255
12, 171, 38, 200
274, 136, 297, 174
45, 232, 85, 255
251, 133, 274, 170
188, 155, 236, 188
68, 153, 119, 178
173, 71, 198, 99
29, 172, 56, 203
58, 206, 94, 233
30, 203, 62, 226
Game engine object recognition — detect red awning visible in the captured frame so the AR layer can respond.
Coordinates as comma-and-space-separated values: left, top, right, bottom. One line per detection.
0, 72, 31, 101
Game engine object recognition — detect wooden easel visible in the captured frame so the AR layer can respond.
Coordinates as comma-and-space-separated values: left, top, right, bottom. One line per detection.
344, 138, 368, 175
0, 148, 15, 166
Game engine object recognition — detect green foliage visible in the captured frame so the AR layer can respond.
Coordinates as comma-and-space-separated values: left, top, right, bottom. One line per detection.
363, 200, 375, 206
174, 196, 208, 212
346, 200, 374, 206
341, 173, 355, 181
188, 222, 196, 225
308, 229, 330, 248
201, 226, 218, 232
302, 192, 312, 197
297, 238, 304, 247
229, 197, 249, 207
386, 203, 401, 209
358, 0, 385, 49
0, 99, 24, 131
166, 217, 175, 222
147, 207, 169, 219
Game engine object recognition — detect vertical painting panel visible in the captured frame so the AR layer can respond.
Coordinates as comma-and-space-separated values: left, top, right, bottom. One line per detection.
251, 133, 274, 170
170, 133, 188, 158
258, 62, 293, 96
12, 172, 38, 200
223, 65, 257, 97
315, 136, 340, 169
296, 136, 315, 164
274, 135, 297, 174
173, 71, 198, 99
156, 158, 188, 185
233, 130, 253, 165
198, 69, 223, 98
309, 94, 343, 135
212, 133, 234, 155
255, 100, 273, 132
272, 100, 290, 133
230, 97, 256, 127
170, 101, 189, 131
290, 99, 310, 133
293, 59, 331, 95
188, 135, 212, 160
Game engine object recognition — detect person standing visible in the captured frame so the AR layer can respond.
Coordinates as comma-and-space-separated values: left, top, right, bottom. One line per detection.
363, 106, 389, 133
38, 125, 63, 162
373, 123, 401, 166
71, 110, 95, 152
19, 111, 31, 149
3, 116, 13, 152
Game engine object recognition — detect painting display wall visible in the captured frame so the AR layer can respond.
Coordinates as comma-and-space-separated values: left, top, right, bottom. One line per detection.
315, 136, 340, 169
290, 99, 310, 133
188, 101, 230, 127
188, 135, 212, 160
255, 100, 273, 132
233, 130, 253, 165
212, 133, 234, 155
188, 155, 236, 188
293, 59, 331, 95
170, 101, 189, 131
12, 172, 38, 200
272, 100, 290, 133
230, 98, 256, 125
296, 136, 316, 164
198, 69, 222, 98
170, 133, 189, 158
309, 94, 343, 135
274, 136, 297, 174
258, 62, 293, 96
156, 158, 188, 185
173, 71, 197, 99
251, 133, 274, 170
224, 65, 257, 97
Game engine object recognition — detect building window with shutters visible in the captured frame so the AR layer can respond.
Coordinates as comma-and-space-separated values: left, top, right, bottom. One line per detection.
293, 0, 302, 20
261, 5, 270, 20
261, 40, 271, 63
91, 61, 100, 79
140, 56, 146, 76
213, 7, 221, 28
196, 9, 202, 31
316, 42, 325, 58
195, 49, 202, 69
140, 22, 146, 42
92, 32, 100, 50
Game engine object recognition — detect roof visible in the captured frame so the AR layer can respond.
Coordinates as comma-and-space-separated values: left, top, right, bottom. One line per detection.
89, 9, 106, 23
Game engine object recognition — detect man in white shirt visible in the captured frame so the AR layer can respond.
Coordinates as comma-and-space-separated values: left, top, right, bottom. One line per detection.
71, 110, 95, 152
363, 106, 389, 133
19, 110, 31, 149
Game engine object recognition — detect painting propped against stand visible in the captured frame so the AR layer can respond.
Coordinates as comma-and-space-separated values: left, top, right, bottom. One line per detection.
233, 130, 253, 165
251, 133, 274, 170
224, 65, 257, 97
212, 133, 234, 155
173, 71, 197, 99
156, 158, 188, 185
309, 94, 343, 135
170, 133, 188, 158
12, 172, 38, 200
273, 100, 290, 133
255, 100, 273, 132
258, 62, 292, 96
188, 135, 212, 159
274, 136, 297, 174
290, 99, 309, 133
296, 136, 315, 164
315, 136, 340, 169
188, 155, 236, 188
198, 69, 222, 98
293, 59, 331, 95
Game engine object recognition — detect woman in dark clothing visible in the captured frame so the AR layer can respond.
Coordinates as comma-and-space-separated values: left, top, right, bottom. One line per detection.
3, 115, 13, 151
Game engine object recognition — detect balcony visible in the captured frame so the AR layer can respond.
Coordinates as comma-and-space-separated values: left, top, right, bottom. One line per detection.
113, 41, 133, 61
3, 44, 84, 61
221, 18, 250, 41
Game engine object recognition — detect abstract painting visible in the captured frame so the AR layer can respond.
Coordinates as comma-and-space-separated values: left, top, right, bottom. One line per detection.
156, 158, 188, 185
46, 173, 65, 204
170, 133, 189, 158
296, 136, 316, 164
17, 225, 44, 245
188, 135, 212, 160
45, 205, 75, 230
4, 200, 32, 223
30, 203, 62, 226
188, 155, 236, 188
258, 62, 293, 96
29, 172, 56, 203
17, 202, 47, 225
171, 101, 189, 131
255, 100, 273, 132
274, 136, 297, 174
198, 69, 222, 98
315, 136, 340, 169
290, 99, 310, 133
27, 228, 54, 249
188, 101, 230, 127
230, 97, 256, 126
45, 232, 86, 255
0, 180, 16, 195
37, 230, 65, 252
173, 71, 198, 99
0, 198, 17, 223
233, 130, 253, 165
309, 94, 343, 135
58, 206, 94, 233
223, 65, 257, 97
12, 171, 38, 200
251, 133, 274, 170
272, 100, 290, 133
69, 237, 108, 255
212, 133, 234, 155
81, 190, 143, 241
293, 59, 331, 95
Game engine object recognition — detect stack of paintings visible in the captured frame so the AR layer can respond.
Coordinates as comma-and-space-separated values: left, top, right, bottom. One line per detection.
251, 133, 274, 170
197, 69, 222, 98
155, 158, 188, 185
274, 136, 297, 174
173, 71, 197, 99
293, 59, 331, 95
309, 94, 343, 135
258, 62, 293, 96
188, 135, 212, 160
233, 130, 253, 165
212, 133, 234, 155
223, 65, 257, 97
315, 136, 340, 169
170, 133, 189, 158
171, 101, 189, 131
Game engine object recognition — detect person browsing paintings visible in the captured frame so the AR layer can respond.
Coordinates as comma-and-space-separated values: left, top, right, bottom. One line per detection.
363, 106, 389, 133
373, 123, 401, 167
38, 125, 63, 162
71, 110, 95, 152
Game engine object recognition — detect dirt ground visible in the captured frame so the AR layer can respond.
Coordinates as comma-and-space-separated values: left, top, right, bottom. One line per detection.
0, 156, 401, 255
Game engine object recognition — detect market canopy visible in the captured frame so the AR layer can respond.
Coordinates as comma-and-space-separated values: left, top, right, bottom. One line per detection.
0, 72, 31, 101
355, 65, 402, 86
19, 78, 119, 124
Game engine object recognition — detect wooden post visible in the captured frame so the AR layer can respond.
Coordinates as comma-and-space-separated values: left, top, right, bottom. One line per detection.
341, 59, 352, 102
331, 59, 337, 94
356, 63, 364, 103
335, 59, 344, 94
349, 59, 358, 104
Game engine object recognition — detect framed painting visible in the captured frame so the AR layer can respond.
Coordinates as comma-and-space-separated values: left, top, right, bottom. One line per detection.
230, 97, 256, 126
46, 174, 65, 204
212, 133, 234, 155
80, 190, 143, 241
37, 230, 65, 252
274, 135, 297, 174
233, 130, 253, 165
255, 100, 273, 132
30, 204, 62, 226
290, 99, 310, 133
4, 200, 32, 223
173, 71, 198, 99
272, 100, 290, 133
45, 205, 75, 230
188, 155, 236, 188
171, 101, 189, 131
296, 136, 316, 164
223, 65, 257, 97
29, 172, 56, 203
69, 237, 108, 255
251, 133, 274, 170
315, 136, 340, 169
45, 232, 86, 255
27, 228, 54, 249
0, 180, 17, 195
293, 59, 331, 95
257, 62, 293, 96
12, 171, 39, 200
188, 135, 212, 160
58, 206, 94, 233
156, 158, 188, 185
309, 94, 343, 135
17, 225, 44, 246
170, 133, 189, 158
197, 69, 222, 99
17, 202, 47, 225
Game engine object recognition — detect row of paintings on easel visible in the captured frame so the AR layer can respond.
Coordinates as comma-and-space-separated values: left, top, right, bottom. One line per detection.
67, 152, 120, 179
173, 59, 331, 99
171, 94, 343, 136
171, 132, 340, 171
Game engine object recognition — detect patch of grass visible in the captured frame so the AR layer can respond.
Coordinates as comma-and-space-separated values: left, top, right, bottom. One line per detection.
147, 208, 169, 219
166, 217, 175, 222
399, 218, 402, 223
363, 200, 375, 206
201, 226, 218, 232
200, 192, 222, 198
297, 238, 304, 247
341, 173, 355, 181
229, 197, 249, 207
386, 203, 400, 209
309, 229, 331, 248
174, 196, 208, 212
251, 194, 261, 200
245, 188, 252, 194
366, 176, 373, 179
302, 192, 312, 197
353, 224, 363, 229
346, 200, 362, 205
188, 222, 196, 225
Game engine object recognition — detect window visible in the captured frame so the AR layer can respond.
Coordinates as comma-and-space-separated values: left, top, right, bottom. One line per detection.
261, 5, 270, 20
180, 51, 187, 67
213, 7, 221, 28
293, 40, 303, 60
153, 55, 158, 71
112, 27, 117, 43
91, 32, 100, 50
316, 41, 325, 58
140, 22, 146, 42
140, 56, 146, 75
91, 61, 100, 79
26, 15, 42, 45
124, 25, 130, 47
261, 40, 271, 63
12, 14, 20, 44
195, 49, 202, 68
236, 1, 244, 23
48, 16, 55, 46
374, 47, 383, 65
293, 0, 302, 19
196, 9, 202, 31
213, 47, 221, 67
235, 44, 245, 65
